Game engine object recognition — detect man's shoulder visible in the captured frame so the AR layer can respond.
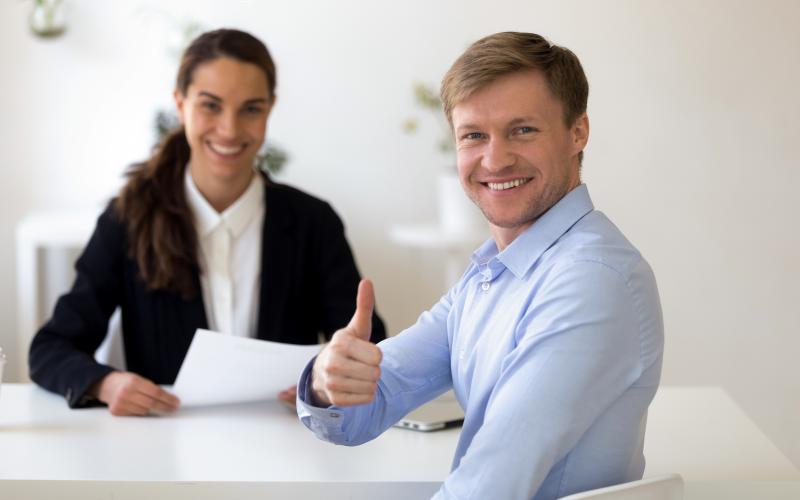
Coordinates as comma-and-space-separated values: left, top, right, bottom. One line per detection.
544, 210, 650, 283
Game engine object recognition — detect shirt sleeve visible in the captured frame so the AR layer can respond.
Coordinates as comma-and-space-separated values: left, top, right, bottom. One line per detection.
435, 259, 657, 500
297, 285, 455, 445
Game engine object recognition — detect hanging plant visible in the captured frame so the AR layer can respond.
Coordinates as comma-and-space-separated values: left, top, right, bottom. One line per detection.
28, 0, 67, 39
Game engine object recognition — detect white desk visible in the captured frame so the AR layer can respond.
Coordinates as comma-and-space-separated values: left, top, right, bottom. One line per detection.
0, 385, 797, 498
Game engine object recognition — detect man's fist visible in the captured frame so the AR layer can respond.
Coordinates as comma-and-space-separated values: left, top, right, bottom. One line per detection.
311, 279, 382, 406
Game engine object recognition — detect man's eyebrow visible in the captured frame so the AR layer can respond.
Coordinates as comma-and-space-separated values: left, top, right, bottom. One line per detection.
507, 116, 538, 126
455, 123, 480, 134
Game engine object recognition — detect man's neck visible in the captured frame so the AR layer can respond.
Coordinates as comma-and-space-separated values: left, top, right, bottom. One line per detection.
490, 221, 533, 252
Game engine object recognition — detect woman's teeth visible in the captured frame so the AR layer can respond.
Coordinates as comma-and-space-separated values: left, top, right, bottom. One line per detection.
209, 142, 245, 155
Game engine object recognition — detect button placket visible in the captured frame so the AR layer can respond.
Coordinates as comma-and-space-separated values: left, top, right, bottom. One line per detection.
480, 265, 492, 292
211, 224, 234, 335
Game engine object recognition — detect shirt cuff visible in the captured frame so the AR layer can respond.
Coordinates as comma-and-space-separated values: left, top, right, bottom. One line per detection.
296, 358, 347, 442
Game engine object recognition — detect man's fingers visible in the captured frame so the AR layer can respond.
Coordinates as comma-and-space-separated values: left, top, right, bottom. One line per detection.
347, 279, 375, 341
348, 339, 382, 366
329, 332, 382, 367
323, 355, 381, 382
325, 391, 377, 407
323, 375, 377, 395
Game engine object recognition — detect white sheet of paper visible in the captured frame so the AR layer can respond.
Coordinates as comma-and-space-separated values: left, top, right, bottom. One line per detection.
171, 329, 322, 407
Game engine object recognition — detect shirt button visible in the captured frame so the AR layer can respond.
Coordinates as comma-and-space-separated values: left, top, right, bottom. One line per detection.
481, 282, 490, 291
329, 412, 340, 418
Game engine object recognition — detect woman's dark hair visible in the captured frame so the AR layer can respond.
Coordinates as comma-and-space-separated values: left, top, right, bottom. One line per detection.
115, 29, 276, 298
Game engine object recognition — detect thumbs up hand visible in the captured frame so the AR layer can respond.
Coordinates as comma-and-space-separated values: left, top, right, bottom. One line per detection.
311, 280, 382, 407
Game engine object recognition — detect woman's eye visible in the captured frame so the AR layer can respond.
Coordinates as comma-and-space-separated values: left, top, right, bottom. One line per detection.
201, 101, 220, 112
244, 105, 263, 114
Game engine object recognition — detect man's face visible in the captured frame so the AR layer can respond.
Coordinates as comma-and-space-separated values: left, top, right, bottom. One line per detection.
452, 70, 588, 247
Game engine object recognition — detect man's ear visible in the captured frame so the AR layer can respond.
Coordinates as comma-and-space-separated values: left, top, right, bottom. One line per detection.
173, 89, 186, 125
571, 113, 590, 154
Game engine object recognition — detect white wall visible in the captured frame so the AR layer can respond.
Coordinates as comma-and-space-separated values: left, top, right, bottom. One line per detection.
1, 0, 798, 467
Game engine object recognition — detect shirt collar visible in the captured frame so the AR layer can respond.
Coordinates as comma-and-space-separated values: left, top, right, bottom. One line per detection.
184, 166, 265, 238
472, 183, 595, 280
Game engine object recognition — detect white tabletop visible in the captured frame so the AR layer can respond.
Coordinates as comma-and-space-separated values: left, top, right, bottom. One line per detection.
0, 384, 456, 482
0, 384, 797, 485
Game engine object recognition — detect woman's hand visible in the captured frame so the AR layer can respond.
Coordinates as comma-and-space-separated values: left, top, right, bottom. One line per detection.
277, 385, 297, 406
91, 371, 180, 416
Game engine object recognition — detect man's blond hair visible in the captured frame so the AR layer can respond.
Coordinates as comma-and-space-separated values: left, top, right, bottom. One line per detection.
441, 32, 589, 145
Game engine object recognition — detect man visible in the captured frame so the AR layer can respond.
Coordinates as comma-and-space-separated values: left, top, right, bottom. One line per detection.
296, 32, 663, 499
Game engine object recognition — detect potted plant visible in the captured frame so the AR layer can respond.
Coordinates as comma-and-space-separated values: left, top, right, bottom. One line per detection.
28, 0, 67, 39
403, 82, 484, 235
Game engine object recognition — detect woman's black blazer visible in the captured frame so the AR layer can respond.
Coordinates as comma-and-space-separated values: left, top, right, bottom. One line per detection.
29, 178, 386, 407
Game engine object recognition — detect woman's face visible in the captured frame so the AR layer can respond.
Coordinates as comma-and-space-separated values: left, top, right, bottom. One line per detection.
174, 57, 273, 189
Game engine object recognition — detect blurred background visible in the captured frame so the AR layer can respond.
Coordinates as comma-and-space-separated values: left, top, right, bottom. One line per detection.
0, 0, 797, 468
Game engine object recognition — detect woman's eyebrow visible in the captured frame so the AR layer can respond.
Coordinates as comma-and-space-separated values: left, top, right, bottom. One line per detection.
198, 91, 222, 101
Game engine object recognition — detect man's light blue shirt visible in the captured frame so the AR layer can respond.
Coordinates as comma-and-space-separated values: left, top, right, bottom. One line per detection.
297, 184, 664, 499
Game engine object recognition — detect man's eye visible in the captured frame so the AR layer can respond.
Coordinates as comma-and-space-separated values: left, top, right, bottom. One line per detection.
461, 132, 484, 141
513, 126, 537, 135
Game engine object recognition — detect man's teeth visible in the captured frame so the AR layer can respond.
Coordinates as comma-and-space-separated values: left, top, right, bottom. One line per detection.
209, 143, 244, 155
487, 178, 529, 191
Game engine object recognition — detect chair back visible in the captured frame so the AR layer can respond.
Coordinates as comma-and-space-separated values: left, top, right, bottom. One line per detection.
559, 474, 683, 500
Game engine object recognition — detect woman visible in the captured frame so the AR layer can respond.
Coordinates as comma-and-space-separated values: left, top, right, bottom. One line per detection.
28, 29, 385, 416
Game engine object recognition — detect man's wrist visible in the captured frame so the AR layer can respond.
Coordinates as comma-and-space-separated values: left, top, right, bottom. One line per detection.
308, 370, 331, 408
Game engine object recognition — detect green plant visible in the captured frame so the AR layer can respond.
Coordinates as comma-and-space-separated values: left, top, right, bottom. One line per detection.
402, 82, 455, 159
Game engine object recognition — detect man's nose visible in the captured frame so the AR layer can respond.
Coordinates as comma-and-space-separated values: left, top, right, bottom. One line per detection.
481, 137, 515, 172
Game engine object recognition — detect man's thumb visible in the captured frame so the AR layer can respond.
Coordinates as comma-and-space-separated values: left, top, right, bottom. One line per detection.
347, 279, 374, 341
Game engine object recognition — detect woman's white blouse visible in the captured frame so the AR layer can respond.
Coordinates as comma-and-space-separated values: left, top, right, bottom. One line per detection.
184, 168, 265, 337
